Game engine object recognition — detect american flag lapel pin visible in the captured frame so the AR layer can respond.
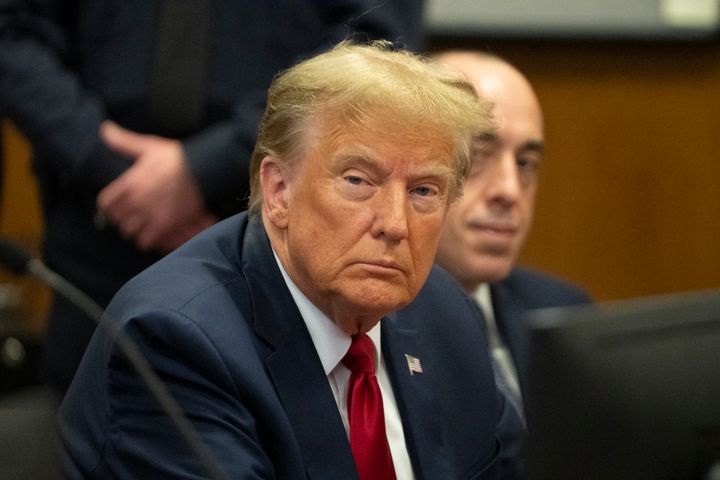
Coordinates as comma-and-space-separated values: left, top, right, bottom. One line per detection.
404, 354, 423, 376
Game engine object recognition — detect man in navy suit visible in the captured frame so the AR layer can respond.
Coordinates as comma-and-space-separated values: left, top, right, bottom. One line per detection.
432, 51, 590, 478
434, 52, 591, 394
59, 42, 518, 479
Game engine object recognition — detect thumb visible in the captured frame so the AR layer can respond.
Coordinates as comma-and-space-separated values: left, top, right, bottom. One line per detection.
100, 120, 152, 159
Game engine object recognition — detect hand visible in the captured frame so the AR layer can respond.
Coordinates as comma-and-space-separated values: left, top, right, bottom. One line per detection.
97, 121, 218, 254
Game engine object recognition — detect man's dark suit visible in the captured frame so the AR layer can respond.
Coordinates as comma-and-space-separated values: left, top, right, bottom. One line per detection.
491, 267, 592, 385
0, 0, 425, 392
59, 213, 512, 479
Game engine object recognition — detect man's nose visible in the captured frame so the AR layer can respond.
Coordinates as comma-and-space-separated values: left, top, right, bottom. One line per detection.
370, 185, 409, 241
486, 154, 521, 206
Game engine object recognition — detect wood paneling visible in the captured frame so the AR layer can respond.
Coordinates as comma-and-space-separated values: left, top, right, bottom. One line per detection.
1, 121, 49, 333
430, 37, 720, 300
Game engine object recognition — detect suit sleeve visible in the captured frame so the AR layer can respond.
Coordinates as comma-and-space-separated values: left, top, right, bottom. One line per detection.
0, 0, 128, 193
104, 311, 275, 479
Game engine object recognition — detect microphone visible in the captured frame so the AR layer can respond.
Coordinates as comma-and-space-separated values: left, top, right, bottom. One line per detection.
0, 237, 229, 480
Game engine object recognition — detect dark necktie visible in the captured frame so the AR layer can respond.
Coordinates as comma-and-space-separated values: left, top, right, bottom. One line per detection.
147, 0, 211, 138
342, 333, 397, 480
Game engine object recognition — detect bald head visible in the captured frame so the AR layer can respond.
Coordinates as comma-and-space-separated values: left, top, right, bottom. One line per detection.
434, 51, 543, 136
434, 51, 545, 290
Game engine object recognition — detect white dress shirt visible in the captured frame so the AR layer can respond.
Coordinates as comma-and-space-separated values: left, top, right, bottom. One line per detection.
274, 252, 415, 479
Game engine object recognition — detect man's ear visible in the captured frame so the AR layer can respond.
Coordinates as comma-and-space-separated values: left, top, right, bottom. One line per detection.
259, 156, 291, 229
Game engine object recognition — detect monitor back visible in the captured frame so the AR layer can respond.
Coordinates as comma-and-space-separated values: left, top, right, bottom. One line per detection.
524, 289, 720, 480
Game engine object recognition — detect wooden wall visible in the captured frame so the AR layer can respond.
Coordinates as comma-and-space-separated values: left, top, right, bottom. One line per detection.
430, 36, 720, 301
1, 121, 49, 333
3, 37, 720, 309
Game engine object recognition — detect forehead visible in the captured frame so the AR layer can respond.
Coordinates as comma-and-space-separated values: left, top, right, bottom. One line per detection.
491, 89, 543, 138
473, 67, 543, 139
305, 113, 456, 169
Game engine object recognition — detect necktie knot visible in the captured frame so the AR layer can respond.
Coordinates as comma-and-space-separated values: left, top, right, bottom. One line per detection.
342, 333, 376, 374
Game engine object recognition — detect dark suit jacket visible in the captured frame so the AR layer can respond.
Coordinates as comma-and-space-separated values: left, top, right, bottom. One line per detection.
0, 0, 425, 392
59, 213, 513, 479
491, 267, 592, 386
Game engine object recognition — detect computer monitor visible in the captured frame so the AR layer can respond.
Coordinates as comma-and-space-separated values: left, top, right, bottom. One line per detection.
523, 289, 720, 480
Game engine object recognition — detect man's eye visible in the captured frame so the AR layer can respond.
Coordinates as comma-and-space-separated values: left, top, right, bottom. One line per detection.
411, 186, 436, 197
517, 157, 540, 173
345, 175, 364, 185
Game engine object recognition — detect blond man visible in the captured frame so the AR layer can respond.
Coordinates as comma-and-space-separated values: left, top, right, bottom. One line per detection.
60, 42, 519, 480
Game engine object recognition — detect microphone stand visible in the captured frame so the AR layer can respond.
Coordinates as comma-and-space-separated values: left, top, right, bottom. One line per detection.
2, 242, 228, 480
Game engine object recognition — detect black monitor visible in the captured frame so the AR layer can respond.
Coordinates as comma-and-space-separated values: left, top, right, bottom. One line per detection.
523, 289, 720, 480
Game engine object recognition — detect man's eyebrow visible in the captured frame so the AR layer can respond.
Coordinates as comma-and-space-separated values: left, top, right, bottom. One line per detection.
472, 134, 499, 153
410, 163, 455, 185
521, 140, 545, 154
333, 152, 388, 175
475, 132, 498, 143
334, 152, 454, 183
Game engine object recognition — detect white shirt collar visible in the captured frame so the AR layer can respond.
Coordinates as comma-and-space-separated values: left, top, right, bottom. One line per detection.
473, 282, 494, 323
272, 250, 382, 374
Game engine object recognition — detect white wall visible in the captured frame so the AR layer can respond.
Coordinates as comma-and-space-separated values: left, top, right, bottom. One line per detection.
424, 0, 719, 39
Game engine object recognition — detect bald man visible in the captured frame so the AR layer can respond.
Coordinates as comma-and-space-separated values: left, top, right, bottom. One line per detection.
434, 51, 591, 398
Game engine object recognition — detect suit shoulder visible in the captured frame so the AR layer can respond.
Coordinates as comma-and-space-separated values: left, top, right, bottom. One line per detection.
107, 214, 250, 320
501, 267, 591, 307
419, 264, 471, 301
400, 264, 480, 324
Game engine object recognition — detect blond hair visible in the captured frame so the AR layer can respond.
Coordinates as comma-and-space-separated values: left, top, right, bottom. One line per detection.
248, 41, 493, 216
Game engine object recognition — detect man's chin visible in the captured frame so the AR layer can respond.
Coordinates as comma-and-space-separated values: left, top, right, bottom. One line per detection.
469, 255, 514, 284
343, 281, 414, 314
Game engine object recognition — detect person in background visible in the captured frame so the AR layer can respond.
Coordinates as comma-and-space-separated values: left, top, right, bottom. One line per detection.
59, 41, 521, 479
0, 0, 424, 395
434, 51, 591, 397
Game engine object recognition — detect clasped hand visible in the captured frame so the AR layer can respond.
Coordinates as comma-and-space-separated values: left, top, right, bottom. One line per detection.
96, 121, 217, 254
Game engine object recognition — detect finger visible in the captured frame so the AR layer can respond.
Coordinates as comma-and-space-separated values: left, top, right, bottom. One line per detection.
119, 214, 145, 241
160, 232, 193, 254
175, 214, 216, 242
145, 221, 197, 254
182, 215, 216, 237
97, 178, 134, 224
100, 120, 152, 158
135, 223, 166, 252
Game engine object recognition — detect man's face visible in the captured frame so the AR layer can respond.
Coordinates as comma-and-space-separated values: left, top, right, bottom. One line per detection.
436, 67, 543, 290
277, 120, 454, 334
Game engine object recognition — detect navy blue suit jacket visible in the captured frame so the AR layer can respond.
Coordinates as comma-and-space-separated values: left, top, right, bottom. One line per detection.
491, 268, 591, 385
59, 213, 513, 479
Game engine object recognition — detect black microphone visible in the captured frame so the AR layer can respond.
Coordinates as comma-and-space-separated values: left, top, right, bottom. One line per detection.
0, 237, 229, 480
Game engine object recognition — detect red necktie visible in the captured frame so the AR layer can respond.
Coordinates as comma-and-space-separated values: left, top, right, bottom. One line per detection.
342, 333, 397, 480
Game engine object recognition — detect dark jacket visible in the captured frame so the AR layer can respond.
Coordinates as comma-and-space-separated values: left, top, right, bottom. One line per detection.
59, 213, 513, 479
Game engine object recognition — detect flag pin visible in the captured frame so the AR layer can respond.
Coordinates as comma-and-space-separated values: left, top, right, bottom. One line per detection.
405, 354, 423, 375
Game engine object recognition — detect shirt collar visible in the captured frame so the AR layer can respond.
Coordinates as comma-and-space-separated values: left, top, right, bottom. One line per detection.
273, 250, 383, 374
473, 282, 495, 323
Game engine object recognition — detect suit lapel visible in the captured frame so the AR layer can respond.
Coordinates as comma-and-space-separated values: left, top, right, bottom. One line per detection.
264, 331, 357, 480
241, 219, 357, 480
382, 314, 453, 480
